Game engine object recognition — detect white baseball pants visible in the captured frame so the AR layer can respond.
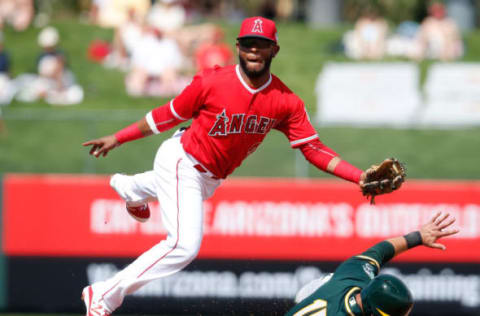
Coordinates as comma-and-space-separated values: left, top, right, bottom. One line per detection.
93, 132, 222, 312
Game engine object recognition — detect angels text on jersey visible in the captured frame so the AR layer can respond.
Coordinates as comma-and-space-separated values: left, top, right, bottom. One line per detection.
208, 109, 277, 136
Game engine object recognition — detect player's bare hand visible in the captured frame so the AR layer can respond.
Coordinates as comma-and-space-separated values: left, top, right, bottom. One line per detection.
420, 212, 459, 250
359, 172, 367, 185
82, 135, 119, 158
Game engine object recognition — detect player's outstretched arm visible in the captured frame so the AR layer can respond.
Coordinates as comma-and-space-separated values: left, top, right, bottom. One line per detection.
387, 211, 459, 258
299, 140, 365, 184
82, 117, 153, 158
357, 212, 459, 270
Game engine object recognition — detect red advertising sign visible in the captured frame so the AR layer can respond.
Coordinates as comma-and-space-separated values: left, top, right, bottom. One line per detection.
3, 174, 480, 262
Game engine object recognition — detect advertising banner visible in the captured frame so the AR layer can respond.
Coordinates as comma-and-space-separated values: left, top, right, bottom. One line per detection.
6, 257, 480, 316
3, 174, 480, 262
421, 63, 480, 127
0, 177, 5, 309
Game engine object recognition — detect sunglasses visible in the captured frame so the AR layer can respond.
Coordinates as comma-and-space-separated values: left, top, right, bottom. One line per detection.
238, 38, 274, 49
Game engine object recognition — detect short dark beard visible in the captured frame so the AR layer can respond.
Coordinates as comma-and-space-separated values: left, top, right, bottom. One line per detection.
239, 54, 273, 79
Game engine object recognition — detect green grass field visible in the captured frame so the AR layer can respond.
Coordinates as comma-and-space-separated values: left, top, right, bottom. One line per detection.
1, 19, 480, 179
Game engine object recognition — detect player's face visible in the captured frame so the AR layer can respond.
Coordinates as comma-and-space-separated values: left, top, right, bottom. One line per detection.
237, 38, 279, 78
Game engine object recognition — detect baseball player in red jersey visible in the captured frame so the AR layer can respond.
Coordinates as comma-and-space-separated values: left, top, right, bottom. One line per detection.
81, 17, 373, 316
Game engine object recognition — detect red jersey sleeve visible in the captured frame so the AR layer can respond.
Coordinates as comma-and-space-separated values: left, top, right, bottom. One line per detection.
146, 73, 207, 134
276, 99, 318, 148
171, 72, 207, 119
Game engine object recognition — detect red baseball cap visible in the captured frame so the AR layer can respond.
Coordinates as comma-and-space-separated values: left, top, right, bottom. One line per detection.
237, 16, 278, 43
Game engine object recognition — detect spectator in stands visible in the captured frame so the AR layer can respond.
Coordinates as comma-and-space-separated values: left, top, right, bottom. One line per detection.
0, 31, 9, 75
104, 7, 143, 70
89, 0, 150, 29
0, 0, 34, 31
385, 21, 420, 58
0, 31, 7, 72
125, 24, 189, 97
412, 2, 463, 61
194, 26, 234, 72
147, 0, 220, 67
36, 27, 68, 91
0, 30, 14, 105
147, 0, 186, 37
259, 0, 295, 21
343, 7, 389, 60
16, 27, 84, 105
276, 0, 295, 20
0, 31, 13, 134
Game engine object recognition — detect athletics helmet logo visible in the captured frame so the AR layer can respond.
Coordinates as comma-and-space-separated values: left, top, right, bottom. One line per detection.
251, 18, 263, 33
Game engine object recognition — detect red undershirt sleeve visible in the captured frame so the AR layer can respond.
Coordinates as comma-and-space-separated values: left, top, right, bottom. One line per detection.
300, 139, 363, 184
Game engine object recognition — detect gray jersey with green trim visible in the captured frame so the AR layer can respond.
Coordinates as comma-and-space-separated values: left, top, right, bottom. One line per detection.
285, 241, 394, 316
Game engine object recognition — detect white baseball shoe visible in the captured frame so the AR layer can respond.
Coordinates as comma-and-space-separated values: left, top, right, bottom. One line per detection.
126, 203, 150, 222
81, 286, 112, 316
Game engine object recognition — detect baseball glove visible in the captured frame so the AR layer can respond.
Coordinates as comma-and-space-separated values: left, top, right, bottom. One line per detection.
360, 158, 406, 204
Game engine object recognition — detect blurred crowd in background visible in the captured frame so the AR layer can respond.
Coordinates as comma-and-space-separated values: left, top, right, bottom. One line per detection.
0, 0, 476, 112
87, 0, 236, 97
344, 2, 463, 61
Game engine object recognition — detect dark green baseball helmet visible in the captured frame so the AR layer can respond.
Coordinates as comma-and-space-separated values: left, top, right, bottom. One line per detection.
360, 274, 413, 316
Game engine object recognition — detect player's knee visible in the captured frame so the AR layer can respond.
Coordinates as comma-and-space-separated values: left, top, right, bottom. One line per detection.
176, 236, 202, 262
161, 234, 202, 263
110, 174, 128, 199
110, 173, 123, 188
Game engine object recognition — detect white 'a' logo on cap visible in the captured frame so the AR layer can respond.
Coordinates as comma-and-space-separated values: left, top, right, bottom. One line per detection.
252, 18, 263, 33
